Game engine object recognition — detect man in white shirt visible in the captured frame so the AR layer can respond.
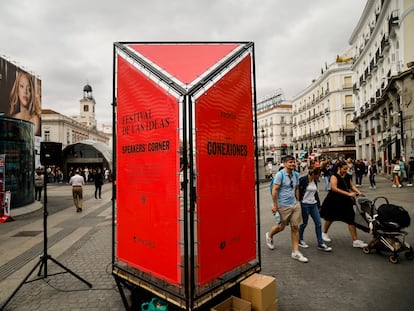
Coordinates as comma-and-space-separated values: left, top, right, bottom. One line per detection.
69, 169, 85, 212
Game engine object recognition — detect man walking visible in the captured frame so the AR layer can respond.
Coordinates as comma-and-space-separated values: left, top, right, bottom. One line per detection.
265, 155, 308, 263
34, 168, 44, 201
69, 169, 85, 212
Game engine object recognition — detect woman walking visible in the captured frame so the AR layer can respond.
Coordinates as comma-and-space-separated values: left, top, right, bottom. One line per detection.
320, 161, 368, 248
298, 166, 332, 252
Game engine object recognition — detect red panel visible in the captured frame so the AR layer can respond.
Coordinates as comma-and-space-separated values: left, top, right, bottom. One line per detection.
116, 56, 180, 284
195, 55, 256, 286
129, 44, 239, 84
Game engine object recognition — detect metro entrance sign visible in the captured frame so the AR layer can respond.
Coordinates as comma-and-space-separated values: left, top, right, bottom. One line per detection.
112, 42, 260, 310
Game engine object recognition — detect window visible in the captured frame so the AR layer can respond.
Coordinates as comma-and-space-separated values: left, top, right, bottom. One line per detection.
45, 131, 50, 141
84, 105, 89, 112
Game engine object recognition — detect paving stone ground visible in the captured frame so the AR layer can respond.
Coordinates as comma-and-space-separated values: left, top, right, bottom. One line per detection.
0, 175, 413, 310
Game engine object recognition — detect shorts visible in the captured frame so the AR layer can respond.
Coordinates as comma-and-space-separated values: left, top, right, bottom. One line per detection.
278, 201, 302, 228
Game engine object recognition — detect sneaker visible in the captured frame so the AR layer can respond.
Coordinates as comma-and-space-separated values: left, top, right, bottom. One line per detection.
398, 184, 402, 188
265, 232, 274, 250
317, 243, 332, 252
291, 251, 309, 263
392, 185, 397, 188
322, 233, 332, 242
369, 186, 373, 189
373, 186, 376, 189
407, 184, 413, 187
353, 240, 368, 248
298, 240, 309, 248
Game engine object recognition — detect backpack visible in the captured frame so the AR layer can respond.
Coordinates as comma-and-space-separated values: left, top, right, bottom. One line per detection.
269, 170, 299, 194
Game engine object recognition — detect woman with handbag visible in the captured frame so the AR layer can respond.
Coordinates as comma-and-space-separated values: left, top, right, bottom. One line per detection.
319, 161, 368, 248
298, 166, 332, 252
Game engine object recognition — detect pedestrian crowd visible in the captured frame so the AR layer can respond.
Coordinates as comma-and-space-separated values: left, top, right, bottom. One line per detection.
265, 154, 414, 263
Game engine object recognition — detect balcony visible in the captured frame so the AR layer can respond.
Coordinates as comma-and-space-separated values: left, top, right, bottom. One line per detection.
381, 34, 390, 52
388, 10, 399, 37
353, 83, 359, 93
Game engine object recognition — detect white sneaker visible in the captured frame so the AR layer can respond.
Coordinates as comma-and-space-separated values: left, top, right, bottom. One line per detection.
298, 240, 309, 248
322, 233, 332, 242
318, 243, 332, 252
265, 232, 274, 250
353, 240, 368, 248
369, 186, 373, 189
392, 185, 397, 188
398, 184, 402, 188
291, 251, 309, 263
407, 184, 413, 187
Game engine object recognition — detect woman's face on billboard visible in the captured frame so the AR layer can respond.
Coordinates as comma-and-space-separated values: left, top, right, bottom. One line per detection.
18, 74, 31, 107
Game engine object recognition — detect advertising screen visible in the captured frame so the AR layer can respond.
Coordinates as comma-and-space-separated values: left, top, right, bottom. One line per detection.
116, 56, 181, 284
0, 57, 42, 136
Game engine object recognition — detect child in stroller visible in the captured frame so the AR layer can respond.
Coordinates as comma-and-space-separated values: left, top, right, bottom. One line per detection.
354, 196, 413, 263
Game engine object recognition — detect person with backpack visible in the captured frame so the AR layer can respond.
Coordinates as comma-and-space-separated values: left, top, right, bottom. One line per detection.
298, 166, 332, 252
265, 155, 308, 263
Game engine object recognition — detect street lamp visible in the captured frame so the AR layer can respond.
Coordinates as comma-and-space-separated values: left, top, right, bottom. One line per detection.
391, 111, 404, 160
261, 128, 265, 166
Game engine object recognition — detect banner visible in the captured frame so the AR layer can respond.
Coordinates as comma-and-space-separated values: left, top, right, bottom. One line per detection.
196, 54, 256, 285
115, 56, 180, 284
0, 57, 42, 136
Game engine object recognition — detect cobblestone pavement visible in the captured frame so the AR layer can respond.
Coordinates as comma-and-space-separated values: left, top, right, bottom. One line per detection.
0, 175, 413, 310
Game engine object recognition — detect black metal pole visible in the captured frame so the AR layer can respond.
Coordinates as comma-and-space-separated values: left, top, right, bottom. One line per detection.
261, 128, 265, 166
400, 111, 404, 160
42, 166, 48, 277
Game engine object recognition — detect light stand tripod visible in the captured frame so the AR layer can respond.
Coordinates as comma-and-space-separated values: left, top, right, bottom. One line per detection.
0, 166, 92, 310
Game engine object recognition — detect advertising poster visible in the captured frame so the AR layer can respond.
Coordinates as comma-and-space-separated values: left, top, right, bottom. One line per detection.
0, 57, 42, 136
195, 54, 256, 286
116, 56, 180, 284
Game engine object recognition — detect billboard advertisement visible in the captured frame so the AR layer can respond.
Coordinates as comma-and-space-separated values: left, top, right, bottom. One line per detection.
113, 42, 258, 309
0, 57, 42, 136
195, 54, 256, 286
116, 56, 181, 284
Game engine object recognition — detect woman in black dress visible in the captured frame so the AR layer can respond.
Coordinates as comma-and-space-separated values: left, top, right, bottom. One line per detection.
320, 161, 368, 248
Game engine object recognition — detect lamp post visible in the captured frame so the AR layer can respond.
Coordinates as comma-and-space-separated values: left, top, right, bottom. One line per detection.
399, 111, 404, 160
261, 128, 265, 166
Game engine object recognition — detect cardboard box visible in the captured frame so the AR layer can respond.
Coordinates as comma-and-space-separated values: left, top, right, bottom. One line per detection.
240, 273, 276, 311
211, 295, 251, 311
264, 299, 277, 311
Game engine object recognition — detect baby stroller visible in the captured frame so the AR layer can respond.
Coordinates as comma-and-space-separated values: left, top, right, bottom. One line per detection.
354, 196, 413, 264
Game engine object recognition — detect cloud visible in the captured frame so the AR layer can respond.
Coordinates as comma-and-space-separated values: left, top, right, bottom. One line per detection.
0, 0, 366, 126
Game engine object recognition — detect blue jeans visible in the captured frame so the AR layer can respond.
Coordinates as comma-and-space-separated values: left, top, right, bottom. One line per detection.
299, 202, 323, 246
324, 175, 331, 191
369, 174, 376, 187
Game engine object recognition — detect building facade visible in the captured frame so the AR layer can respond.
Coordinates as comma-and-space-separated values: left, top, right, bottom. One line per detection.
292, 51, 356, 161
350, 0, 414, 169
257, 91, 293, 164
40, 84, 111, 176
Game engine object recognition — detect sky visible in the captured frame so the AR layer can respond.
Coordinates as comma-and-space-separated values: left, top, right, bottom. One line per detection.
0, 0, 367, 128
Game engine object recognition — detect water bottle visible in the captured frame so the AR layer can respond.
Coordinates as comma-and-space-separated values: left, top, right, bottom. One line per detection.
274, 211, 281, 223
